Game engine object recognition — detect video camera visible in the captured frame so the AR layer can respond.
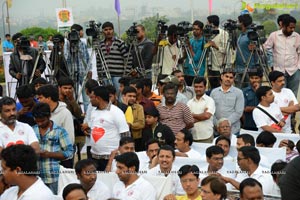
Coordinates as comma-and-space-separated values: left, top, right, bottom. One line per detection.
157, 20, 168, 35
203, 24, 219, 39
68, 29, 80, 44
247, 24, 265, 42
126, 22, 139, 37
177, 21, 192, 37
86, 20, 102, 38
16, 36, 30, 54
223, 19, 239, 31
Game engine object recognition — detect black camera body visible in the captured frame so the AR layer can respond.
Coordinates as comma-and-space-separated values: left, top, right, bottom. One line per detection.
16, 36, 30, 54
177, 21, 192, 37
157, 20, 168, 35
68, 29, 80, 43
203, 24, 220, 39
247, 24, 265, 42
224, 19, 239, 31
86, 20, 102, 38
126, 22, 139, 38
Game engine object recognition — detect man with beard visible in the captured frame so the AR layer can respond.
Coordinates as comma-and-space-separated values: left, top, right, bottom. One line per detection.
132, 24, 154, 78
113, 152, 156, 199
157, 82, 194, 135
0, 97, 40, 154
264, 15, 300, 97
210, 68, 244, 135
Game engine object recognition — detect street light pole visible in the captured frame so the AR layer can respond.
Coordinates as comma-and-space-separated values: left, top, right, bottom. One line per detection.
6, 0, 10, 34
2, 1, 6, 37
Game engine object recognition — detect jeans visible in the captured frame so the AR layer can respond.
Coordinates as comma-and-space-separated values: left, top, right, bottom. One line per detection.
285, 69, 300, 98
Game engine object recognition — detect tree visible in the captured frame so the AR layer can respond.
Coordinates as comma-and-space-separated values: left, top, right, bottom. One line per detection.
20, 27, 58, 40
140, 15, 169, 42
262, 20, 277, 36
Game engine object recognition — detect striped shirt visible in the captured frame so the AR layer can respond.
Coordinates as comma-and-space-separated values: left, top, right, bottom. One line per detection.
157, 101, 194, 134
33, 121, 73, 184
97, 38, 132, 77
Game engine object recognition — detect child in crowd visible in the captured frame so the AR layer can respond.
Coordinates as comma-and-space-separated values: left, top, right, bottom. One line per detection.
279, 139, 299, 162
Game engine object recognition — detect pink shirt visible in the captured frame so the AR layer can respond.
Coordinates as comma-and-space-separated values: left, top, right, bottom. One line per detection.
264, 30, 300, 75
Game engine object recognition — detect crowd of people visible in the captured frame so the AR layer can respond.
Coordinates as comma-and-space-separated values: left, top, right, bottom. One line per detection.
0, 12, 299, 200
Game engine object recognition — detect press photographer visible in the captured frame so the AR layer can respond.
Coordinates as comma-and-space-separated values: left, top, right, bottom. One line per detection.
183, 20, 205, 85
205, 15, 228, 89
49, 34, 70, 82
127, 23, 154, 78
64, 24, 92, 112
9, 32, 46, 87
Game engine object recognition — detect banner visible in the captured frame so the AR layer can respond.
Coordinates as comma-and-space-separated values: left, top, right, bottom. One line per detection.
56, 8, 74, 28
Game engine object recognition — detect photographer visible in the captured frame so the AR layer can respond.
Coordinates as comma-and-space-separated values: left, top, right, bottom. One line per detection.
9, 33, 46, 86
132, 24, 154, 79
64, 24, 92, 112
206, 15, 229, 89
155, 24, 182, 75
235, 14, 256, 85
183, 20, 205, 86
49, 34, 70, 82
98, 21, 132, 89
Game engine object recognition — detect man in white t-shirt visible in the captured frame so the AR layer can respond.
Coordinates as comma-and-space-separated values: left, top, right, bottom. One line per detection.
75, 159, 111, 200
0, 145, 54, 200
0, 97, 40, 154
89, 86, 130, 171
113, 152, 156, 200
252, 86, 288, 133
175, 129, 202, 159
269, 71, 300, 133
147, 145, 184, 195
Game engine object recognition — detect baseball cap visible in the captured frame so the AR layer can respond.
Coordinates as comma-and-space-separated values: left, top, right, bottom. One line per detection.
160, 75, 179, 85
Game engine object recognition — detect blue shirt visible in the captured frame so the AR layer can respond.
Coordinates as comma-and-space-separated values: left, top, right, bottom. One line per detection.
2, 40, 14, 52
242, 86, 259, 130
236, 30, 256, 73
184, 37, 205, 76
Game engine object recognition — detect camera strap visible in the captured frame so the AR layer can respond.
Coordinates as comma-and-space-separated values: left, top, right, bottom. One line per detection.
256, 106, 279, 124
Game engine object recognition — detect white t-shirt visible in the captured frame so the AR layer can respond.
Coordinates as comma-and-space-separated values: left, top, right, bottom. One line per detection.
273, 88, 298, 133
113, 176, 156, 200
252, 103, 288, 133
176, 148, 202, 160
147, 165, 184, 195
90, 105, 129, 155
187, 95, 215, 140
88, 179, 111, 200
236, 166, 274, 195
0, 121, 38, 148
0, 177, 54, 200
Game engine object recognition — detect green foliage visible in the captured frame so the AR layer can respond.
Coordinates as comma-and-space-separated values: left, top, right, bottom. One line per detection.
262, 20, 277, 36
295, 21, 300, 34
20, 27, 58, 40
140, 15, 169, 42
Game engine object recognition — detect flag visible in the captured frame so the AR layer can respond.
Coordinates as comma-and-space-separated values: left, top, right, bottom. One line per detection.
6, 0, 12, 8
208, 0, 212, 14
115, 0, 121, 16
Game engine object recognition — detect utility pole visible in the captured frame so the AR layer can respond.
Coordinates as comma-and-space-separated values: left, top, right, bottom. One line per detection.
2, 1, 6, 37
190, 0, 194, 23
6, 0, 10, 34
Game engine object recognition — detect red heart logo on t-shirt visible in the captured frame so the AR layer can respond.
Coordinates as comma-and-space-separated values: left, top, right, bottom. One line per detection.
91, 127, 105, 143
6, 140, 25, 148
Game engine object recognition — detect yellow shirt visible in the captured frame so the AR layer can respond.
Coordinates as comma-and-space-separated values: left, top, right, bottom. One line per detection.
125, 106, 133, 125
176, 195, 202, 200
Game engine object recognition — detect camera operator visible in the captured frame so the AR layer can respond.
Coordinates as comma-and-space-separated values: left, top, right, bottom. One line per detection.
98, 21, 132, 90
9, 32, 46, 87
155, 24, 182, 75
132, 24, 154, 79
206, 15, 229, 89
49, 34, 70, 81
183, 20, 205, 86
64, 24, 92, 112
235, 14, 257, 85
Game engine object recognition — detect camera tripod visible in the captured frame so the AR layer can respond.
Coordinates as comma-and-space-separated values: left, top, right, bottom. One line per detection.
48, 43, 70, 84
126, 36, 146, 77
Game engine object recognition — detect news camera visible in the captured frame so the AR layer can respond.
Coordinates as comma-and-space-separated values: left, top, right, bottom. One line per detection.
203, 24, 220, 39
16, 36, 30, 54
126, 22, 139, 37
247, 24, 265, 42
157, 20, 168, 35
86, 20, 102, 38
223, 19, 239, 31
177, 21, 192, 37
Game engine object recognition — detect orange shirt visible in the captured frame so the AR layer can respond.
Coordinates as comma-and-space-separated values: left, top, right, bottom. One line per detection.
149, 92, 162, 106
